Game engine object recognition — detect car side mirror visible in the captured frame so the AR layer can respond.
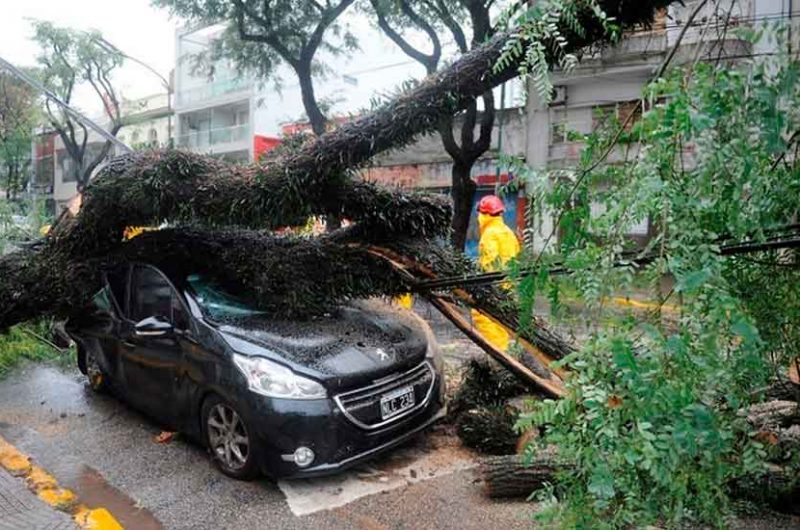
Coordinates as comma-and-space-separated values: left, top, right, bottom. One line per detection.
134, 316, 173, 338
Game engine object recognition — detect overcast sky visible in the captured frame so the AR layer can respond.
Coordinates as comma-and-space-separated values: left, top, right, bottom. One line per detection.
0, 0, 178, 113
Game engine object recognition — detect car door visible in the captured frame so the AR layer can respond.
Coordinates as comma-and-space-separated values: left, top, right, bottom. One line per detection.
120, 264, 190, 426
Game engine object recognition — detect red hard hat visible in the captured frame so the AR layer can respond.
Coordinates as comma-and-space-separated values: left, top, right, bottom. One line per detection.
477, 195, 505, 215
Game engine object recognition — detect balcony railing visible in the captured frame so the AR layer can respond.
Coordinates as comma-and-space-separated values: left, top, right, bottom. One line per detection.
176, 78, 251, 106
177, 124, 249, 149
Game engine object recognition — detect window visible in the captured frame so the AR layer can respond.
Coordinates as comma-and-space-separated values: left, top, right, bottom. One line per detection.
105, 265, 130, 315
187, 274, 265, 323
130, 266, 187, 328
550, 109, 568, 144
57, 151, 77, 183
131, 131, 140, 144
148, 129, 158, 145
593, 100, 643, 132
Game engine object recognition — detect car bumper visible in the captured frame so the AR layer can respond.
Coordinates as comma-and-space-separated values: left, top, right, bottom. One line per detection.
243, 368, 446, 479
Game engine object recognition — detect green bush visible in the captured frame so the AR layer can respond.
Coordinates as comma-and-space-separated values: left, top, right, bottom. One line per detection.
0, 322, 66, 377
508, 27, 800, 528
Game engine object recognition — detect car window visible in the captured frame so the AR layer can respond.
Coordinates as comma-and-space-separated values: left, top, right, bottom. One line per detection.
186, 274, 266, 322
171, 292, 189, 331
131, 266, 175, 324
105, 265, 129, 316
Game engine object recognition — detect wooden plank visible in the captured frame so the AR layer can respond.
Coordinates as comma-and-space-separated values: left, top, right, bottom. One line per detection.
428, 296, 566, 398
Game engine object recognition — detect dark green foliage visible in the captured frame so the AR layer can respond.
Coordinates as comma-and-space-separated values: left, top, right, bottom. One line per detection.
0, 321, 65, 376
451, 358, 530, 418
0, 2, 670, 344
451, 359, 531, 455
456, 405, 519, 455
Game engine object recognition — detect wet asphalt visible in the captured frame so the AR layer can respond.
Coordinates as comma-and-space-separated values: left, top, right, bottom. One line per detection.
0, 361, 537, 530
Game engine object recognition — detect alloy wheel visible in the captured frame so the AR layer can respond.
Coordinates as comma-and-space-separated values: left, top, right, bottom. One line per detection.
206, 403, 250, 471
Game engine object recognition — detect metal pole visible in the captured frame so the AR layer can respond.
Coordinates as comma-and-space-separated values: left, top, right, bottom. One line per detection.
0, 55, 132, 153
494, 82, 506, 192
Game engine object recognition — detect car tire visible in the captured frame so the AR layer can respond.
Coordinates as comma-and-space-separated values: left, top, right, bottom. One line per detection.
83, 348, 108, 393
201, 395, 260, 480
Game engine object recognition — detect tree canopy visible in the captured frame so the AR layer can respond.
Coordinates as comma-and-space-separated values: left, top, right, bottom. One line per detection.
31, 21, 125, 190
368, 0, 500, 249
0, 70, 38, 199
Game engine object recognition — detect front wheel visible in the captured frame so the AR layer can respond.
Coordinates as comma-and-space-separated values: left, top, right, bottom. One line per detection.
202, 396, 259, 480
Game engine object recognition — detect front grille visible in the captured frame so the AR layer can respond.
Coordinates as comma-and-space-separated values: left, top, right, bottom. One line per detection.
334, 361, 435, 430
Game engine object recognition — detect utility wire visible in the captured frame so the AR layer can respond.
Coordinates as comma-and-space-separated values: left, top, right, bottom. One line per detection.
413, 227, 800, 292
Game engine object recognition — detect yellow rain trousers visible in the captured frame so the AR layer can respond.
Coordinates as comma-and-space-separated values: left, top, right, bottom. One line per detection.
471, 213, 521, 351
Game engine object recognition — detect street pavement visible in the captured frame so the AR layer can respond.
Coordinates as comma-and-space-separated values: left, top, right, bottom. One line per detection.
0, 466, 76, 530
0, 305, 797, 529
0, 360, 537, 530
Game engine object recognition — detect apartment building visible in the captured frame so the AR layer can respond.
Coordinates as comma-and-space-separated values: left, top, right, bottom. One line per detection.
523, 0, 798, 251
173, 17, 425, 163
174, 25, 253, 163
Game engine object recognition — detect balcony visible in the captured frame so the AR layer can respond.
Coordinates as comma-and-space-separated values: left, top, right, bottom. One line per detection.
176, 78, 251, 107
177, 123, 249, 150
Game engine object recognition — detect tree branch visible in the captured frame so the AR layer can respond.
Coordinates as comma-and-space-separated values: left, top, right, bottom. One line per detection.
371, 0, 441, 73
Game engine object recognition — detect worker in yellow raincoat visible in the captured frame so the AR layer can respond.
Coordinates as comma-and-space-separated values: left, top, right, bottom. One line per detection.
471, 195, 520, 351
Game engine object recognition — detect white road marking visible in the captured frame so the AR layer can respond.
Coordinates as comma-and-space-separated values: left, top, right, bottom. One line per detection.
277, 441, 476, 517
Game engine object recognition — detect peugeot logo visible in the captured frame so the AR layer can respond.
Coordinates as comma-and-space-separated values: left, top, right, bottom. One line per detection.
374, 348, 389, 361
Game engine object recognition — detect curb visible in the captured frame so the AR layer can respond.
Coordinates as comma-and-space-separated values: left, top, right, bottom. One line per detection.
0, 435, 123, 530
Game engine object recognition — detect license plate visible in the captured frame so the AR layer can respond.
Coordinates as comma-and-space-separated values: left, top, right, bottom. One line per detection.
380, 386, 415, 420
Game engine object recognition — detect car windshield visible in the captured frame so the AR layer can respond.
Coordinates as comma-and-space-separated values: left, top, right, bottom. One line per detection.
187, 274, 266, 321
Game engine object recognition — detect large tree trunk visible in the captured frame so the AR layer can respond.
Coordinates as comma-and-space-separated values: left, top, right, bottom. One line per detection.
477, 455, 800, 513
451, 161, 477, 250
296, 63, 328, 136
478, 453, 569, 499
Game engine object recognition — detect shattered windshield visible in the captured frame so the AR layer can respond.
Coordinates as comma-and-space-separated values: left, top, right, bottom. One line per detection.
187, 274, 266, 320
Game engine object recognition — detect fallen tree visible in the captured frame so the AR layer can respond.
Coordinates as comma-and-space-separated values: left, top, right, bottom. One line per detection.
477, 452, 800, 514
0, 1, 673, 394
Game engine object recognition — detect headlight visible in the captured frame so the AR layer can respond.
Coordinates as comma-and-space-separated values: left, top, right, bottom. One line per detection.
233, 353, 327, 399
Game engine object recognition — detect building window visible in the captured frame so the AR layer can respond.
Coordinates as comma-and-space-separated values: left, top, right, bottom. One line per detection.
593, 100, 643, 132
148, 128, 158, 145
57, 151, 77, 183
550, 109, 569, 144
131, 131, 140, 144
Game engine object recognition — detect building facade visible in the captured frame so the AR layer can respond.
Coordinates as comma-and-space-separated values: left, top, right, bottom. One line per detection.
172, 17, 427, 163
523, 0, 798, 251
174, 25, 254, 163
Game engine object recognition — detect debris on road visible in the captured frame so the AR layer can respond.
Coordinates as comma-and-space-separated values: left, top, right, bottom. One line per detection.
153, 431, 177, 444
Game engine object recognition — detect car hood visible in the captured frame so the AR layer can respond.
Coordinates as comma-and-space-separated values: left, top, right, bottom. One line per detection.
215, 299, 430, 389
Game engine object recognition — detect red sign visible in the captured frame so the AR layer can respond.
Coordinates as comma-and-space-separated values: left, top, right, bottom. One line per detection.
253, 135, 281, 160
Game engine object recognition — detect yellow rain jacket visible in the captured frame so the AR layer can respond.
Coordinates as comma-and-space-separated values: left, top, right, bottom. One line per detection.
472, 213, 520, 351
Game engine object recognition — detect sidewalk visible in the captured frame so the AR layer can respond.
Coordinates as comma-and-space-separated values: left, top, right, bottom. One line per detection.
0, 467, 76, 530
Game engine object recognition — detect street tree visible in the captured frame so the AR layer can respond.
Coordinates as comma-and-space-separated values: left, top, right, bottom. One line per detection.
154, 0, 358, 136
31, 21, 125, 191
366, 0, 506, 249
0, 70, 38, 199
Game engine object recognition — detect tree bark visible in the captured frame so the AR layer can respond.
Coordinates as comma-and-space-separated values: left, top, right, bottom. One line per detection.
478, 453, 568, 499
451, 160, 477, 250
478, 454, 800, 514
296, 62, 328, 136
